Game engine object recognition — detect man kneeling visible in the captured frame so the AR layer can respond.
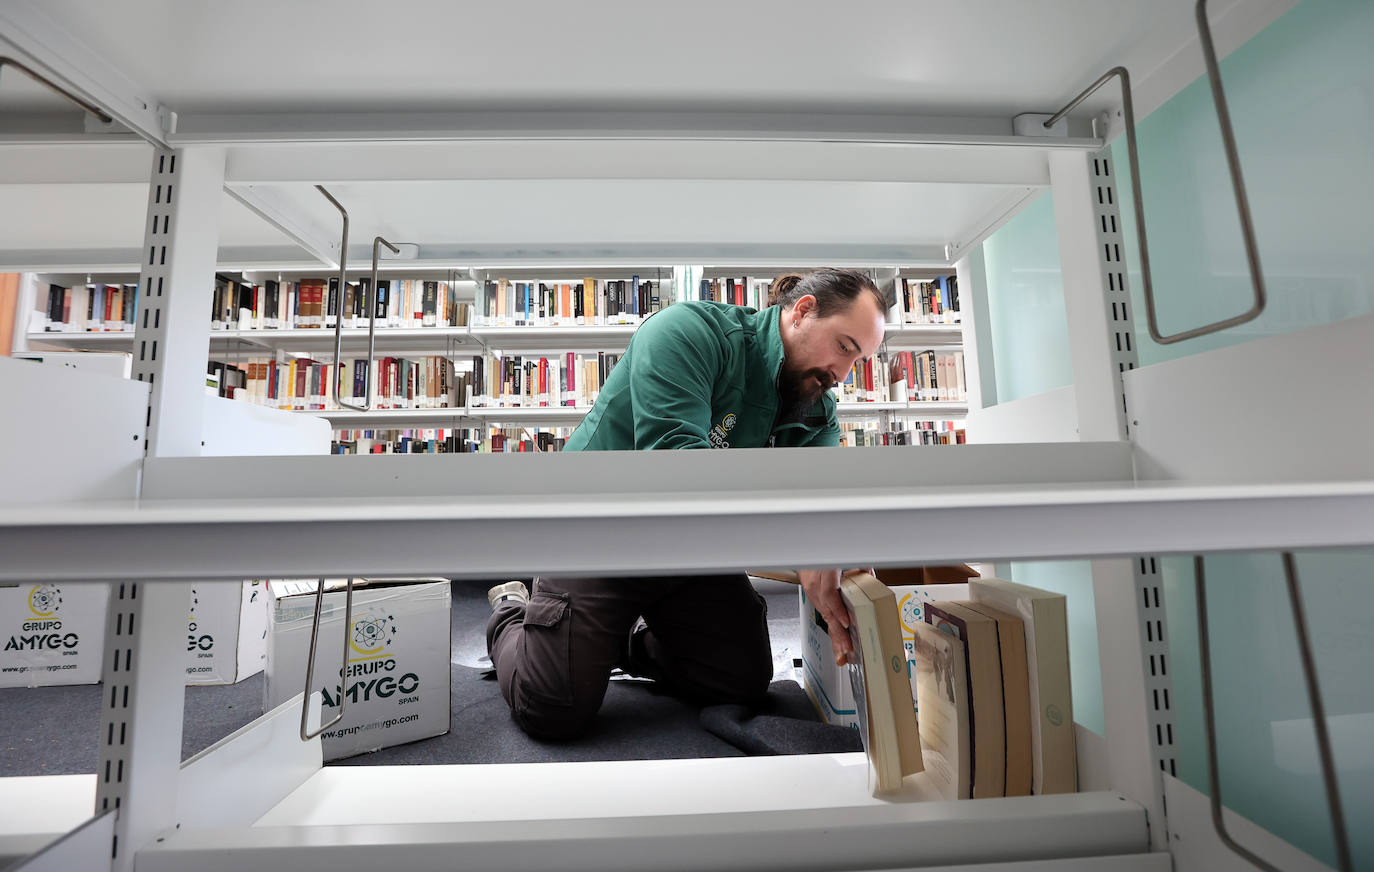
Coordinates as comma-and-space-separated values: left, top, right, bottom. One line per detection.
486, 269, 887, 738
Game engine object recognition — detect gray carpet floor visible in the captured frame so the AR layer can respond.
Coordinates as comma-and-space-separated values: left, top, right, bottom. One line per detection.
0, 578, 850, 776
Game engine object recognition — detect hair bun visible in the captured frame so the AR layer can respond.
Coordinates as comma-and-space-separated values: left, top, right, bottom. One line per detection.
767, 273, 804, 307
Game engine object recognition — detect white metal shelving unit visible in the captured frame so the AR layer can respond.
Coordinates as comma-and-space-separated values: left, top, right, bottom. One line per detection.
4, 1, 1360, 871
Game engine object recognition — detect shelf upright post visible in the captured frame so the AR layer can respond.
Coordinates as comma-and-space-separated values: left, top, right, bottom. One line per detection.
94, 146, 225, 872
954, 251, 992, 411
1049, 146, 1177, 849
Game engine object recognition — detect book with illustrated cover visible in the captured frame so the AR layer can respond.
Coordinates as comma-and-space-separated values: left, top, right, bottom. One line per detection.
969, 577, 1075, 794
840, 573, 923, 795
911, 621, 970, 800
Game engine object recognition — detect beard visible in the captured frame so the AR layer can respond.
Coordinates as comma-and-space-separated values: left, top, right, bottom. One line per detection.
777, 359, 831, 418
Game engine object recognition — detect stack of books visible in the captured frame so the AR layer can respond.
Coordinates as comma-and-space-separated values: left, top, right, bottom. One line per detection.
842, 575, 1076, 801
912, 577, 1076, 800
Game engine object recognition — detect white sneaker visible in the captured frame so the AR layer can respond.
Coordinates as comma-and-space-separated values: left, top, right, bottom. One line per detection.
487, 580, 529, 609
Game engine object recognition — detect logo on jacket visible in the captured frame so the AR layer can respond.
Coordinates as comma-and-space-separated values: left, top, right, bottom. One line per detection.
709, 413, 737, 449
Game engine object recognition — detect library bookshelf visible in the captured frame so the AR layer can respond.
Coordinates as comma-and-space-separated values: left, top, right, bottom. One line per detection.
22, 264, 974, 444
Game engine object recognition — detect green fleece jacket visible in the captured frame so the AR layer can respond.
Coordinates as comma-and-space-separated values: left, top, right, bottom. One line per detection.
564, 301, 840, 451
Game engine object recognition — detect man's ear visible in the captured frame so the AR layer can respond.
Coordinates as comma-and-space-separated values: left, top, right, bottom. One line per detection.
794, 293, 818, 320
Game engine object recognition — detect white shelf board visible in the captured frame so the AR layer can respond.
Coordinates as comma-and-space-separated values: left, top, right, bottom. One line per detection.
469, 324, 638, 352
837, 401, 968, 419
11, 0, 1290, 142
5, 444, 1374, 582
311, 401, 967, 428
210, 326, 479, 356
24, 330, 135, 348
464, 405, 592, 427
303, 407, 469, 428
140, 755, 1146, 872
28, 327, 481, 357
884, 322, 965, 349
303, 405, 592, 428
0, 774, 97, 858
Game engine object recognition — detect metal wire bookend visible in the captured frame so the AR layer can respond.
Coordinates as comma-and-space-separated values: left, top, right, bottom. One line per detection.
300, 577, 356, 741
1195, 554, 1353, 872
0, 56, 113, 122
1044, 0, 1268, 345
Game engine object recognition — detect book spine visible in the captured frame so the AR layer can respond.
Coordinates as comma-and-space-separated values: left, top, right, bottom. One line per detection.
326, 279, 338, 328
422, 281, 438, 327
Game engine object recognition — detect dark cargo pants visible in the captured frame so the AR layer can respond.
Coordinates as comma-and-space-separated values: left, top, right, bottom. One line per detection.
486, 573, 774, 740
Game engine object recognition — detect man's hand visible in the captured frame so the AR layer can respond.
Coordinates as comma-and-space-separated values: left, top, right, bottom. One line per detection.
799, 568, 854, 666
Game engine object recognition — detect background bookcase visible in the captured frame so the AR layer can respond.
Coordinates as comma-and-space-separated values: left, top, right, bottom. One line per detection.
19, 261, 974, 450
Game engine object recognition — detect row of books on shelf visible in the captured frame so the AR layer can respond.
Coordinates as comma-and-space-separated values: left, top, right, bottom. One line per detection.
842, 574, 1074, 798
207, 348, 966, 414
893, 276, 961, 325
330, 427, 575, 454
206, 351, 623, 412
39, 283, 138, 333
212, 277, 472, 331
468, 352, 619, 409
474, 277, 671, 328
839, 420, 966, 447
34, 276, 964, 338
837, 350, 967, 404
697, 276, 771, 309
207, 355, 472, 411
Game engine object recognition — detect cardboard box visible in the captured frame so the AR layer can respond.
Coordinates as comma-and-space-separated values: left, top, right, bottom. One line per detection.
0, 583, 110, 687
877, 564, 978, 587
799, 587, 860, 730
186, 581, 270, 685
753, 564, 977, 587
799, 581, 973, 726
265, 578, 451, 761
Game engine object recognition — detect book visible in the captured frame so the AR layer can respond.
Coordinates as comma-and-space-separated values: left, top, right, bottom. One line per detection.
969, 577, 1076, 794
326, 278, 339, 328
264, 280, 280, 329
960, 599, 1033, 797
422, 281, 438, 327
376, 280, 389, 324
911, 621, 971, 800
839, 572, 923, 795
925, 601, 1005, 798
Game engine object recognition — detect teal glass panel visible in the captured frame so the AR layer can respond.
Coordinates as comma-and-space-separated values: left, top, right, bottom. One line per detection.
1107, 2, 1374, 864
1114, 0, 1374, 365
981, 191, 1073, 402
1163, 550, 1374, 869
1007, 560, 1103, 736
